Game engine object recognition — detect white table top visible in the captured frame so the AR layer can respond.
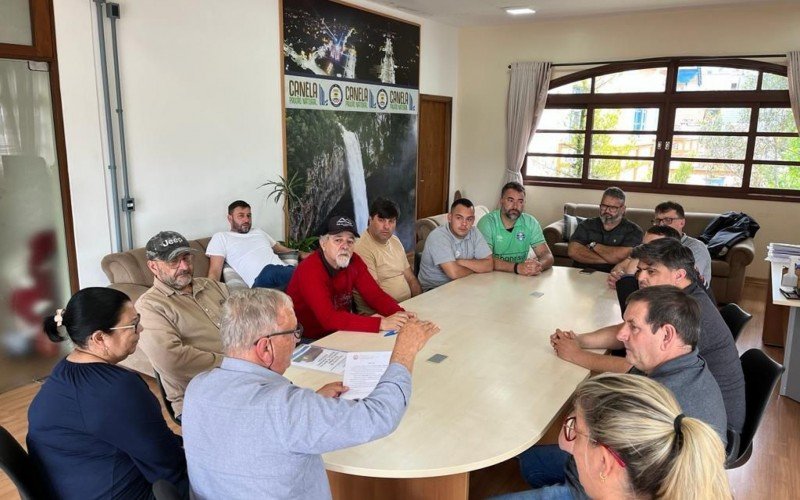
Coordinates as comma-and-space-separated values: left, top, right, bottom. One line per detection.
771, 261, 800, 308
284, 267, 621, 478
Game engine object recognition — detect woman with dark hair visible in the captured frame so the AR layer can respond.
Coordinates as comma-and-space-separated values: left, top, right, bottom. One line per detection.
27, 287, 188, 499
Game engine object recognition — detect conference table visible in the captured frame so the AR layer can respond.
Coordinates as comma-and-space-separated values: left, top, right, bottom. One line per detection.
284, 267, 621, 499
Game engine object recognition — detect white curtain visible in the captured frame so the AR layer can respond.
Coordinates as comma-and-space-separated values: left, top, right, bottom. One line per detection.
788, 51, 800, 133
505, 61, 552, 184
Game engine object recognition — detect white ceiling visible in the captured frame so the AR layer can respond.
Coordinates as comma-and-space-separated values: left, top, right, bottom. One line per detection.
371, 0, 778, 26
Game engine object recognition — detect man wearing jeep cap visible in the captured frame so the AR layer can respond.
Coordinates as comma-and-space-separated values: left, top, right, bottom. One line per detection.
286, 216, 412, 340
136, 230, 229, 420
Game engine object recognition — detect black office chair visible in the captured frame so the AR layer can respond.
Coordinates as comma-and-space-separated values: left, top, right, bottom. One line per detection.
726, 348, 784, 469
0, 424, 48, 499
154, 371, 181, 425
719, 303, 753, 343
615, 274, 639, 315
152, 479, 182, 500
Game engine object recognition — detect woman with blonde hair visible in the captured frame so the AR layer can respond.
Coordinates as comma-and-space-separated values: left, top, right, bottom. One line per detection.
498, 373, 731, 499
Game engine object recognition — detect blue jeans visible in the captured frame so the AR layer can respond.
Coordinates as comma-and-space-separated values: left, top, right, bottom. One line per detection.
252, 264, 295, 291
491, 484, 575, 500
518, 444, 571, 488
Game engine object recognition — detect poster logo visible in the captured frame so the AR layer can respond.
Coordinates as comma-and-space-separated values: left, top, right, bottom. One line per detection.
330, 84, 343, 107
376, 89, 388, 110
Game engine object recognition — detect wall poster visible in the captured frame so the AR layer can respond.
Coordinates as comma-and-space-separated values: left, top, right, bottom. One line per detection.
282, 0, 420, 249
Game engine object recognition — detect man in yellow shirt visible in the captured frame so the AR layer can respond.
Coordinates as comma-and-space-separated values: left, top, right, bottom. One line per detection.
354, 198, 421, 314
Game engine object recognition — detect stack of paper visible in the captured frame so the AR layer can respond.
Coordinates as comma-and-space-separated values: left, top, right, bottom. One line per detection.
767, 242, 800, 263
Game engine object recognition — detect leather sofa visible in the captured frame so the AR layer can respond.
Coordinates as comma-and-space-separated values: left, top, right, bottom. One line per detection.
542, 203, 755, 304
100, 236, 247, 375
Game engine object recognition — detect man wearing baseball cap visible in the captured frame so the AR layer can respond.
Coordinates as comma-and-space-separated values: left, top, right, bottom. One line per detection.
286, 216, 412, 340
136, 231, 229, 421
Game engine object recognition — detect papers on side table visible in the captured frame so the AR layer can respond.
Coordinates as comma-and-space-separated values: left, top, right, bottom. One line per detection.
291, 345, 347, 374
341, 351, 392, 400
767, 242, 800, 263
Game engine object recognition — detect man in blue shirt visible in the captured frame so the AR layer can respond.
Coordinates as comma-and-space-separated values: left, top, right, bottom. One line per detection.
182, 288, 439, 499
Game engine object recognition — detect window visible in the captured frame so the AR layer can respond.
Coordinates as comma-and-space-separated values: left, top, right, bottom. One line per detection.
525, 59, 800, 200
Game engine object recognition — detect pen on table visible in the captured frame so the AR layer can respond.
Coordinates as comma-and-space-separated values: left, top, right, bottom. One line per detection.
383, 330, 397, 337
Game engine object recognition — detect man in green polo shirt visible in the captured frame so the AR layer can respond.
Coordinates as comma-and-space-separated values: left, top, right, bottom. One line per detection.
477, 181, 554, 276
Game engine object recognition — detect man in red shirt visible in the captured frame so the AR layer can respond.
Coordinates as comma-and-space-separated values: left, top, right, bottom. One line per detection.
286, 216, 413, 339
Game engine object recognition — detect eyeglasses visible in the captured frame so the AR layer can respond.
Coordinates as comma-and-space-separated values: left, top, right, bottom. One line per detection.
651, 217, 683, 226
163, 254, 194, 269
563, 416, 626, 468
599, 203, 623, 213
252, 324, 304, 345
109, 314, 141, 331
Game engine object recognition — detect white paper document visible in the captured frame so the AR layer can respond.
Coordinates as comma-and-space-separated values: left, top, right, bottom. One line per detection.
291, 345, 347, 374
342, 351, 392, 400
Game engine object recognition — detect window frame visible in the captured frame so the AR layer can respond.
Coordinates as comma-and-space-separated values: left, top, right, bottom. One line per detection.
524, 58, 800, 202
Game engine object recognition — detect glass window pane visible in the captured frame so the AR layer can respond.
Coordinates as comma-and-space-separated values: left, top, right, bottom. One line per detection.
588, 159, 653, 182
750, 164, 800, 190
674, 107, 751, 133
529, 132, 584, 154
668, 161, 743, 187
549, 78, 591, 94
594, 108, 659, 132
526, 156, 582, 178
754, 136, 800, 161
595, 68, 667, 93
762, 73, 789, 90
757, 108, 798, 133
590, 134, 656, 157
0, 0, 32, 45
537, 108, 586, 130
670, 135, 748, 160
0, 58, 71, 391
676, 66, 758, 91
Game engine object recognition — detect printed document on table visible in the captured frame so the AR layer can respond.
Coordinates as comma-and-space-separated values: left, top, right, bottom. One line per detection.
291, 344, 347, 374
342, 351, 392, 400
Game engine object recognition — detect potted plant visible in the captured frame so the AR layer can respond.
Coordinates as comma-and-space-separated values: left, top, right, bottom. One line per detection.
260, 172, 318, 261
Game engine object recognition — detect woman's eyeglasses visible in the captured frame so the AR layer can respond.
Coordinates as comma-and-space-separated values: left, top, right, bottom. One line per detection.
563, 416, 626, 468
109, 314, 141, 331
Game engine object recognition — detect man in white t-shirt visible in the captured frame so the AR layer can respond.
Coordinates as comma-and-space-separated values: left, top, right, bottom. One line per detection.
206, 200, 307, 290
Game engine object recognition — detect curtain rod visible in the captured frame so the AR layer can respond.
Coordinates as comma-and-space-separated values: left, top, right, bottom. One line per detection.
507, 53, 787, 69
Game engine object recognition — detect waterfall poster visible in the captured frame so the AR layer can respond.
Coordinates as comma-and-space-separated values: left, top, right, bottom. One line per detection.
281, 0, 420, 250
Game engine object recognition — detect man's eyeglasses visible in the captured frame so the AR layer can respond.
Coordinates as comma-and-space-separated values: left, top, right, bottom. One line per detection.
651, 217, 683, 226
253, 324, 304, 345
599, 204, 623, 213
163, 253, 194, 269
109, 314, 141, 331
563, 416, 626, 468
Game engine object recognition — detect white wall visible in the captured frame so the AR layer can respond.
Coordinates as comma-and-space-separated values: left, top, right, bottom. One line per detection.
455, 2, 800, 278
53, 0, 459, 287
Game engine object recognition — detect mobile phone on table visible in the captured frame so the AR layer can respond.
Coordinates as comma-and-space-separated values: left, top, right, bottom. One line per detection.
579, 268, 596, 274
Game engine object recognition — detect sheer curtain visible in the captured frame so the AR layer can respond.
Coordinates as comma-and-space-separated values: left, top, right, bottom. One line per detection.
788, 51, 800, 132
505, 61, 552, 184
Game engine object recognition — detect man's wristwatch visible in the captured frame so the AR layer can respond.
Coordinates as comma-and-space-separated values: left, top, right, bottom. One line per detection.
588, 241, 597, 251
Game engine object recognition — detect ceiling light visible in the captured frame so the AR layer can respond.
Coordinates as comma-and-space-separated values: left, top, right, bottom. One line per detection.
505, 7, 536, 16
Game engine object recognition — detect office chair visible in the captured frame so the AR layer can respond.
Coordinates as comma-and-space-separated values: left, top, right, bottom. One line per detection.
0, 425, 48, 499
154, 371, 181, 425
615, 274, 638, 315
152, 479, 183, 500
726, 349, 784, 469
719, 303, 753, 343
